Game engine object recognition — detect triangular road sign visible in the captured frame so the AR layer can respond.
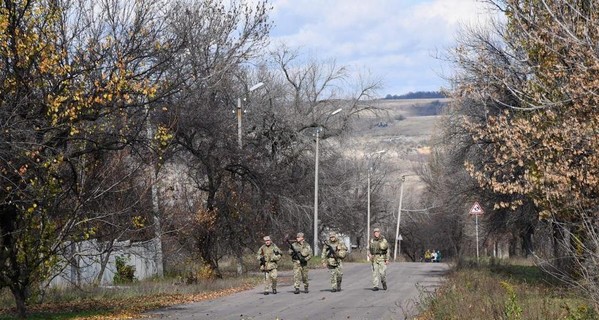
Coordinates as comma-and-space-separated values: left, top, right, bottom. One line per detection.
469, 202, 484, 215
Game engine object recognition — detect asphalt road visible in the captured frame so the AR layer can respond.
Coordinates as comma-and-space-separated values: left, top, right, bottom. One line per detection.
141, 262, 449, 320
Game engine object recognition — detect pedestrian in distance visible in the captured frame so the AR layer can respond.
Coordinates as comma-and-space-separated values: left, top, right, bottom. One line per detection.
368, 227, 390, 291
287, 232, 312, 294
424, 249, 432, 262
257, 235, 282, 295
321, 231, 348, 292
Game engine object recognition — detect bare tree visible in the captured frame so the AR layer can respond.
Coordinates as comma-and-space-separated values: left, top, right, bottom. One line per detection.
158, 0, 273, 277
241, 47, 387, 250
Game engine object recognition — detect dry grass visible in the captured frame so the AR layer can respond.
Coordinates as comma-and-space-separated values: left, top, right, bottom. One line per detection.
416, 258, 598, 320
0, 275, 259, 320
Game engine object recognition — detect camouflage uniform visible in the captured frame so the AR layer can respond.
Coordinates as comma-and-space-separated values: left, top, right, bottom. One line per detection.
321, 231, 348, 292
368, 228, 390, 291
257, 236, 282, 295
288, 232, 312, 294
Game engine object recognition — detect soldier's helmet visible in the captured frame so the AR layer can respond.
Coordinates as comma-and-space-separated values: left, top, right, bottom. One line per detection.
263, 235, 271, 241
329, 231, 337, 238
373, 227, 381, 233
296, 232, 304, 238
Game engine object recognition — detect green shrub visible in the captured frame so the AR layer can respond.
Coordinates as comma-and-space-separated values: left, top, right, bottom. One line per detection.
114, 256, 136, 284
501, 281, 522, 320
564, 304, 599, 320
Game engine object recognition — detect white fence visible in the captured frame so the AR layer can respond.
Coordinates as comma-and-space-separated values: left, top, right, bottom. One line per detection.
49, 238, 161, 288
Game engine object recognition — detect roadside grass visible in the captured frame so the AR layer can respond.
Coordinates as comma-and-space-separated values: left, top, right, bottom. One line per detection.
416, 258, 599, 320
0, 268, 260, 319
0, 276, 260, 319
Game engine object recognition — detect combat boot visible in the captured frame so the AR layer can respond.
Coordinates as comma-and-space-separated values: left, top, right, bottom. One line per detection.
382, 281, 387, 290
264, 291, 269, 295
373, 287, 379, 291
337, 279, 342, 292
304, 287, 309, 293
331, 287, 337, 292
294, 288, 300, 294
272, 288, 277, 294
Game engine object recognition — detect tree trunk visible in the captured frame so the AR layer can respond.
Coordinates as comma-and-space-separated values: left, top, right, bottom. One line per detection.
11, 284, 28, 319
234, 240, 246, 275
552, 221, 575, 275
509, 234, 518, 257
521, 225, 534, 257
95, 241, 115, 286
198, 230, 222, 279
235, 255, 245, 275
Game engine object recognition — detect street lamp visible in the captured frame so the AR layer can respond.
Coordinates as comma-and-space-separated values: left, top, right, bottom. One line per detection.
313, 108, 342, 256
366, 149, 386, 259
237, 82, 265, 149
394, 175, 406, 261
393, 174, 417, 261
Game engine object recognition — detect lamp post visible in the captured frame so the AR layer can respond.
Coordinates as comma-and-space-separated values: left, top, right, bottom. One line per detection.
393, 175, 406, 261
237, 82, 265, 149
366, 149, 386, 260
313, 108, 342, 256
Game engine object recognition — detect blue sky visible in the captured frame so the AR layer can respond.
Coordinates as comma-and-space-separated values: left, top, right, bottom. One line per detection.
268, 0, 493, 97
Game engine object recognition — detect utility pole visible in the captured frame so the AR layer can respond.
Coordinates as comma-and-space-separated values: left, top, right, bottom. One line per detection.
393, 175, 406, 261
313, 127, 320, 256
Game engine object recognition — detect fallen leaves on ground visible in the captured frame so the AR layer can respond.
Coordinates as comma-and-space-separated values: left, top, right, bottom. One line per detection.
2, 282, 257, 319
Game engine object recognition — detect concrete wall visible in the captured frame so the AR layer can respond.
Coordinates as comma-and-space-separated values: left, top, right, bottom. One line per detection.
49, 238, 161, 287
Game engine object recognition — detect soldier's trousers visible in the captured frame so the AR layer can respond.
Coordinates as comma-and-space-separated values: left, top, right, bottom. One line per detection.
328, 264, 343, 289
263, 268, 277, 291
293, 262, 309, 289
371, 259, 387, 287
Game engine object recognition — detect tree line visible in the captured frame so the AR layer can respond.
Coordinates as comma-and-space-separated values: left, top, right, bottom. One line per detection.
384, 91, 446, 99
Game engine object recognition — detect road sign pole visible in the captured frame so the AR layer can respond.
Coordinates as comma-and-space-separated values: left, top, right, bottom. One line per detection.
475, 214, 479, 263
469, 202, 484, 264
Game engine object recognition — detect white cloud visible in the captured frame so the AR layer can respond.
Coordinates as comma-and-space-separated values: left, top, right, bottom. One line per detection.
268, 0, 494, 95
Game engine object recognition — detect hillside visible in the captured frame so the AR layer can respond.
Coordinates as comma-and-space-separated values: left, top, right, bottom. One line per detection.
341, 98, 448, 166
331, 98, 448, 215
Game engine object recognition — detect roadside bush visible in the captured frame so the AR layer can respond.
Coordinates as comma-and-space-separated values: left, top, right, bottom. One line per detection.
114, 256, 136, 284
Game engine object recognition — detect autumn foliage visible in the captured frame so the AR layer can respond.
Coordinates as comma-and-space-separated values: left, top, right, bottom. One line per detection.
455, 1, 599, 220
0, 0, 176, 317
445, 0, 599, 305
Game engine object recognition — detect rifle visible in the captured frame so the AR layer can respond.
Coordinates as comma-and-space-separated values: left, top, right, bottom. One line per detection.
287, 239, 306, 264
322, 240, 336, 259
259, 248, 267, 279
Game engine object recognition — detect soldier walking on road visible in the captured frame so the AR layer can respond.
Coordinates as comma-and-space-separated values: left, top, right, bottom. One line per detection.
321, 231, 348, 292
288, 232, 312, 294
368, 227, 390, 291
257, 235, 282, 295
